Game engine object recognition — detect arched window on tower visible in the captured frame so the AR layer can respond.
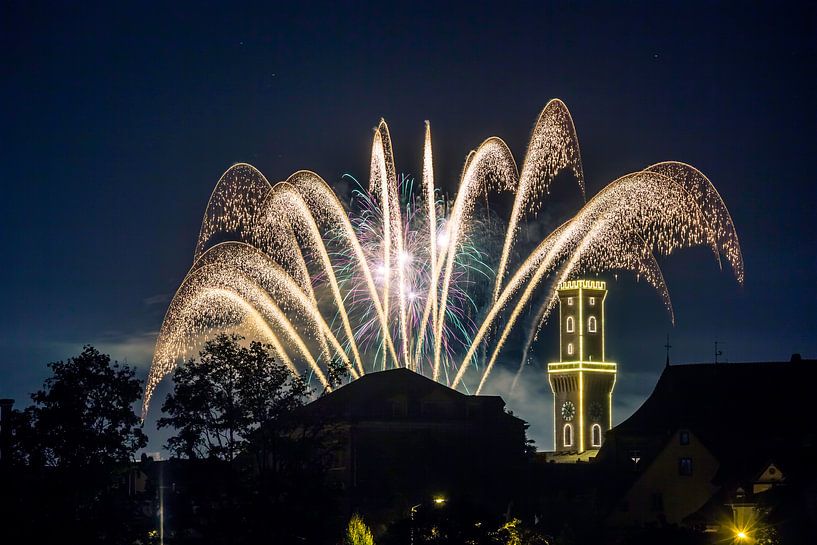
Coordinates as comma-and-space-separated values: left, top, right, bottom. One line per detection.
566, 316, 575, 333
564, 424, 573, 447
592, 424, 602, 447
567, 343, 574, 356
588, 316, 597, 333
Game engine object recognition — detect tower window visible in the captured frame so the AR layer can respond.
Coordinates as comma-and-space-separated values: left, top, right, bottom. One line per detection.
592, 424, 602, 447
679, 430, 690, 445
567, 297, 574, 306
566, 316, 574, 333
567, 343, 574, 356
588, 316, 597, 333
678, 457, 693, 476
589, 297, 595, 306
563, 424, 573, 447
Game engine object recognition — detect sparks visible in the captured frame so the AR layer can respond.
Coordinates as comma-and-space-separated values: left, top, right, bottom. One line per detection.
143, 100, 743, 415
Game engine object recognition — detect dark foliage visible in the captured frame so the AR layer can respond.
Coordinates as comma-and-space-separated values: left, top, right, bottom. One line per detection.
0, 346, 150, 544
28, 345, 147, 467
157, 333, 309, 461
156, 334, 342, 543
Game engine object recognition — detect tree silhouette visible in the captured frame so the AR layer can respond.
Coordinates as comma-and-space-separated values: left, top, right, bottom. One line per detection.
27, 345, 147, 467
1, 346, 149, 544
158, 333, 308, 461
156, 334, 342, 543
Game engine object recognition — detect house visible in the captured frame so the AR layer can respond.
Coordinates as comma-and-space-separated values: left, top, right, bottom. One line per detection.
596, 356, 817, 532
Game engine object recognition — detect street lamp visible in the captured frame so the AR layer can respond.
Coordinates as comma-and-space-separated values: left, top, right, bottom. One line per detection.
410, 496, 447, 544
410, 503, 421, 545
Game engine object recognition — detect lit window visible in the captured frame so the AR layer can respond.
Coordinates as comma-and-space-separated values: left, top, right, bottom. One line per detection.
567, 297, 574, 306
679, 457, 693, 476
588, 316, 597, 333
592, 424, 602, 447
563, 424, 573, 447
566, 316, 574, 333
589, 297, 595, 306
567, 343, 574, 355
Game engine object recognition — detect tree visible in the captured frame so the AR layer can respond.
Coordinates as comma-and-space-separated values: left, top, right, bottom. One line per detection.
27, 345, 147, 467
156, 334, 342, 543
345, 513, 376, 545
158, 333, 309, 460
1, 346, 149, 544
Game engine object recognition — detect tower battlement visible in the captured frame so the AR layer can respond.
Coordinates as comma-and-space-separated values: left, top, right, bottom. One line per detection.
558, 279, 607, 291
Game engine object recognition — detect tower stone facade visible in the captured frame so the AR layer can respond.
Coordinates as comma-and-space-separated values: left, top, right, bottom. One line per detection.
548, 280, 617, 453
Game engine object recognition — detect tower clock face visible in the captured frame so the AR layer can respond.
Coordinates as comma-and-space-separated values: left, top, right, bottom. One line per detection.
589, 401, 603, 422
561, 401, 576, 421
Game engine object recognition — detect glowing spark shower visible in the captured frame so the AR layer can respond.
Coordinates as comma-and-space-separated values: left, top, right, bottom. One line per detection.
144, 99, 743, 414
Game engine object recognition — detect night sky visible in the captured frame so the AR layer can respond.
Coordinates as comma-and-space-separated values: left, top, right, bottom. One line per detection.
2, 1, 815, 451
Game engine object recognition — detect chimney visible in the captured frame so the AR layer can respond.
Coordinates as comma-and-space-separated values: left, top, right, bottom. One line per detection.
0, 399, 14, 464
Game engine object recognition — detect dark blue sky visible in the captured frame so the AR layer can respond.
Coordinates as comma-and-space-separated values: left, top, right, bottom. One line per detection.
1, 1, 815, 450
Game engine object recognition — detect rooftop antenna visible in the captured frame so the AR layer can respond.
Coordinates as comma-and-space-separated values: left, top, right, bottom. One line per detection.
715, 341, 723, 364
664, 334, 672, 367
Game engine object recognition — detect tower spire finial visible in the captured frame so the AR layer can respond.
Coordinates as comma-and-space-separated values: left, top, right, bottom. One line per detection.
664, 334, 672, 367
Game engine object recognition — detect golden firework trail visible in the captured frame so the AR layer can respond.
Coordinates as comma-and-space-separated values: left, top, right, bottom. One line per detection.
143, 100, 743, 415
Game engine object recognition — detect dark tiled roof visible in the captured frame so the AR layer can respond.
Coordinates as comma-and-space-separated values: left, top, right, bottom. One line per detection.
298, 367, 518, 422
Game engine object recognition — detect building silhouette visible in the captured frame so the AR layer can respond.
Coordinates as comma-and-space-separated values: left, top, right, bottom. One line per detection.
294, 367, 530, 524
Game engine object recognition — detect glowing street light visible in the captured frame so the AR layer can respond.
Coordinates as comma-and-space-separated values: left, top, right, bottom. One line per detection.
433, 496, 446, 505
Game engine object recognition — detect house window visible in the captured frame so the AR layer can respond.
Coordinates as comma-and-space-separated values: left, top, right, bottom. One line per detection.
679, 430, 690, 445
588, 316, 597, 333
591, 424, 602, 447
589, 297, 595, 306
566, 316, 574, 333
679, 457, 693, 476
563, 424, 573, 447
567, 343, 574, 356
567, 297, 574, 306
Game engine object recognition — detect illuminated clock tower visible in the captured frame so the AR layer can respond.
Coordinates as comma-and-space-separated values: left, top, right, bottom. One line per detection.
548, 280, 617, 454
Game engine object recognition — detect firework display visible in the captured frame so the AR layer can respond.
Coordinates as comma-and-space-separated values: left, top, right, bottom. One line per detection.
143, 100, 743, 415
